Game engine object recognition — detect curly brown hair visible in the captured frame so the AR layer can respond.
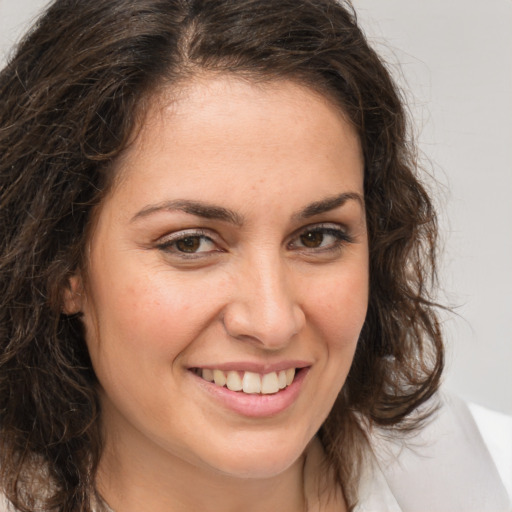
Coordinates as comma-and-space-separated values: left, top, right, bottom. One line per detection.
0, 0, 443, 510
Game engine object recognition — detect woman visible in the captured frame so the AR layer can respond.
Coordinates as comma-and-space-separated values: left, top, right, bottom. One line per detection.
0, 1, 509, 511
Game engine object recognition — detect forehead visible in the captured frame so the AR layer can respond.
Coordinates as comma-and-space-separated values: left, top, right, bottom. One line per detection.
105, 75, 364, 215
132, 75, 357, 150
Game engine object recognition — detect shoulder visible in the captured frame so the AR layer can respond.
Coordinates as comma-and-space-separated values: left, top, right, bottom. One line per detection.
468, 400, 512, 500
359, 392, 512, 512
0, 492, 15, 512
0, 457, 55, 512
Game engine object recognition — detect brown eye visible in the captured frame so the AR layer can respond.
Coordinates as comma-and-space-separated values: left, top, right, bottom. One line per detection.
300, 231, 324, 248
176, 236, 202, 253
289, 225, 352, 254
157, 232, 218, 256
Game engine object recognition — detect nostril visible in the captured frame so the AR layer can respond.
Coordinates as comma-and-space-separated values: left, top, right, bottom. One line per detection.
221, 301, 305, 349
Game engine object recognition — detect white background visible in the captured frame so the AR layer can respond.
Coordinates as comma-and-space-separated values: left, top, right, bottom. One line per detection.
1, 0, 511, 414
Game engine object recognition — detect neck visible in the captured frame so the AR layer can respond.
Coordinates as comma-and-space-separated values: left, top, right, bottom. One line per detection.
96, 433, 307, 512
96, 438, 348, 512
95, 401, 347, 512
98, 458, 306, 512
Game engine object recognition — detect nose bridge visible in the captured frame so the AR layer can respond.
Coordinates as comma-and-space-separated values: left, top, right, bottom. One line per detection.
223, 248, 305, 348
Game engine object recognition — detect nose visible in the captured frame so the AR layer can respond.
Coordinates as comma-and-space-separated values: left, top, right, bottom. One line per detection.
222, 255, 306, 350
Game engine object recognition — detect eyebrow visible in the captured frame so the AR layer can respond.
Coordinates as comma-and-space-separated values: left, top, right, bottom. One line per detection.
130, 192, 363, 225
293, 192, 364, 220
131, 199, 244, 225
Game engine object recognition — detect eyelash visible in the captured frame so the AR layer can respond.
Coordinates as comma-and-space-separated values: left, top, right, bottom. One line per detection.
156, 229, 218, 258
288, 224, 353, 253
155, 224, 352, 259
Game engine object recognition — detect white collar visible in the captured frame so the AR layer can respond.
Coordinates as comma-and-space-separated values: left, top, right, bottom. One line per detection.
362, 392, 511, 512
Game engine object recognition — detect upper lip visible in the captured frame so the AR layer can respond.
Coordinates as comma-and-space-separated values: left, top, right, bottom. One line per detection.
189, 360, 311, 374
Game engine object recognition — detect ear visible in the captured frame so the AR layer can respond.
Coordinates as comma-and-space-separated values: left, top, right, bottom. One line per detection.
62, 274, 84, 315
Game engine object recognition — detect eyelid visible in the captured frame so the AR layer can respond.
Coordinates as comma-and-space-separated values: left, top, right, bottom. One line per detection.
292, 222, 350, 238
156, 228, 211, 243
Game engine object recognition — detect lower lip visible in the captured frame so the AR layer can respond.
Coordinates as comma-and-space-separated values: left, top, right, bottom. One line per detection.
190, 368, 309, 418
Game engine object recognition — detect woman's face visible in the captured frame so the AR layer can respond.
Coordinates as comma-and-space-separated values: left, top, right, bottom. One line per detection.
77, 76, 369, 479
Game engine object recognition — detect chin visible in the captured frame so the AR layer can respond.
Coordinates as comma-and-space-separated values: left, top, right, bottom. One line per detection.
200, 432, 309, 479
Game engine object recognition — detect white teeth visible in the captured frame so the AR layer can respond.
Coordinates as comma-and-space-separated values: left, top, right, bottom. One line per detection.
200, 367, 298, 394
202, 368, 214, 382
278, 370, 287, 389
242, 371, 261, 394
261, 372, 280, 394
213, 369, 226, 387
226, 371, 243, 391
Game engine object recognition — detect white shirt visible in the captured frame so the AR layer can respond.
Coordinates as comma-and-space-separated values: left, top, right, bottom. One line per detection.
356, 393, 512, 511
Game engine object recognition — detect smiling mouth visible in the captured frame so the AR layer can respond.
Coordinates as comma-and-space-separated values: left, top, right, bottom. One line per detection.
191, 368, 297, 395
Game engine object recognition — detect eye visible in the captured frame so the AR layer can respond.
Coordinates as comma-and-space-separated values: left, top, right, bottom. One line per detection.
174, 235, 211, 253
299, 230, 326, 248
289, 224, 352, 252
156, 230, 219, 256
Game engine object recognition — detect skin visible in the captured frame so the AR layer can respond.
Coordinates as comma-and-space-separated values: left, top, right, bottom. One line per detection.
70, 76, 369, 512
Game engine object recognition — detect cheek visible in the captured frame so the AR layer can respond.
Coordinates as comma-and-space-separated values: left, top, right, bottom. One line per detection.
307, 264, 369, 350
80, 268, 228, 427
82, 261, 225, 371
299, 263, 368, 429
